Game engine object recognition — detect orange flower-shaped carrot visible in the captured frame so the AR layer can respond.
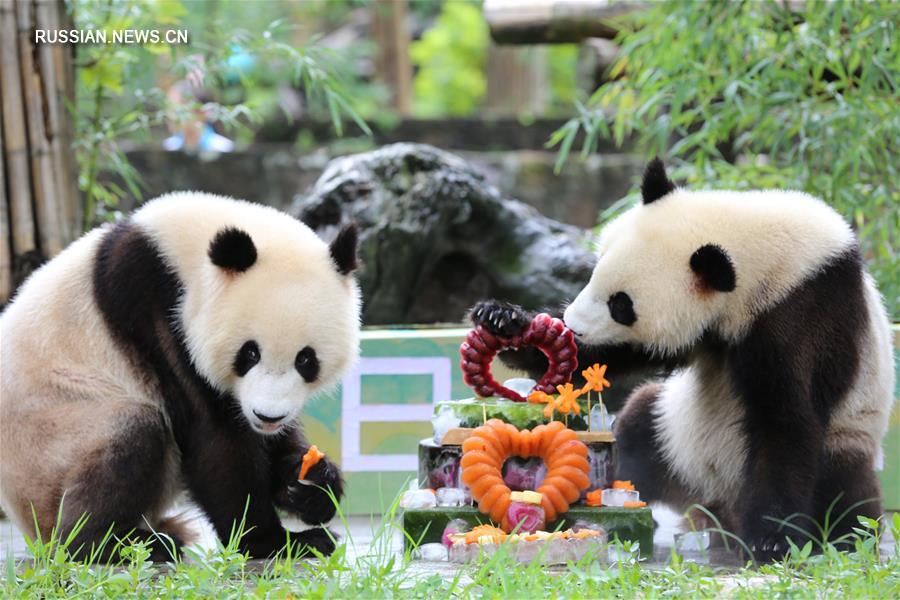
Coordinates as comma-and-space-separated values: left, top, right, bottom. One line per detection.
581, 363, 611, 394
623, 501, 647, 508
298, 445, 325, 481
585, 489, 602, 507
612, 480, 635, 491
528, 390, 554, 405
554, 382, 583, 415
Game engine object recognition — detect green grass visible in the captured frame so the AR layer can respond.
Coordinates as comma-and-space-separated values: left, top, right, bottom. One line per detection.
3, 492, 898, 599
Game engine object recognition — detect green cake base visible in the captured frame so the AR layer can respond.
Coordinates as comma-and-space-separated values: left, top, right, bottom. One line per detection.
402, 505, 653, 557
434, 397, 598, 431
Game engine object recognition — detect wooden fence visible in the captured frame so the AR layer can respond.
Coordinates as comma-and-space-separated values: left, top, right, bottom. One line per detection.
0, 0, 79, 304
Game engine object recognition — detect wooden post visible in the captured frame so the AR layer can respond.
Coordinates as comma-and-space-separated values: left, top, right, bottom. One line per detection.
0, 0, 78, 304
38, 0, 79, 242
18, 0, 65, 257
485, 45, 548, 115
0, 0, 37, 261
483, 0, 641, 45
372, 0, 412, 115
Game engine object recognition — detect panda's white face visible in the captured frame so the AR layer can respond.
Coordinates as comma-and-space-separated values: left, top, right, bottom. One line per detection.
564, 205, 730, 355
146, 199, 362, 436
215, 269, 359, 434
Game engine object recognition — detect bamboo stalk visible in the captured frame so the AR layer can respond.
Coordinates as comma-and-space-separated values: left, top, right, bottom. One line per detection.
18, 0, 65, 257
0, 0, 37, 257
38, 0, 78, 245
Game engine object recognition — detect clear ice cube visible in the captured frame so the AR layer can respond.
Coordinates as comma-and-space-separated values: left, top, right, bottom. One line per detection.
415, 542, 448, 561
503, 377, 537, 397
435, 487, 467, 507
400, 489, 436, 509
607, 543, 639, 564
589, 402, 615, 432
431, 404, 461, 444
601, 488, 640, 507
448, 542, 470, 563
674, 531, 710, 553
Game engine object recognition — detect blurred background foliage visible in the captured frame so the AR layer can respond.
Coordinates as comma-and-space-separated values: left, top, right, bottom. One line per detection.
67, 0, 896, 317
410, 1, 488, 117
71, 0, 371, 224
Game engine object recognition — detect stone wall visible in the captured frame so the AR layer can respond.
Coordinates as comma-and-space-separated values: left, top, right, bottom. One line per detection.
114, 144, 642, 229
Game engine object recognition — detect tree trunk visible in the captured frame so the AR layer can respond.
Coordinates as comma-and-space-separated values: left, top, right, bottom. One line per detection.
371, 0, 412, 115
0, 0, 78, 304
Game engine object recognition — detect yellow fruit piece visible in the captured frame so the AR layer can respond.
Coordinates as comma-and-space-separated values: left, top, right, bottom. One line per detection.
510, 490, 543, 504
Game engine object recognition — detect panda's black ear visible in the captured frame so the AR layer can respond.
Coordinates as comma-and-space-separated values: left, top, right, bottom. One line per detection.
641, 157, 676, 204
330, 222, 359, 276
690, 244, 736, 292
209, 227, 257, 273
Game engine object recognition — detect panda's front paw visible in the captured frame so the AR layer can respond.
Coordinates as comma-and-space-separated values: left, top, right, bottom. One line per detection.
289, 527, 337, 557
284, 457, 344, 525
469, 300, 530, 337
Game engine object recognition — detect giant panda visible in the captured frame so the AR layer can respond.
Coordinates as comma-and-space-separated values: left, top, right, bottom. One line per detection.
471, 159, 895, 561
0, 192, 361, 561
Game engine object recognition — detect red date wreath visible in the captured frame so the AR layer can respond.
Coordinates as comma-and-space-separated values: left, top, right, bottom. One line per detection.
459, 313, 578, 402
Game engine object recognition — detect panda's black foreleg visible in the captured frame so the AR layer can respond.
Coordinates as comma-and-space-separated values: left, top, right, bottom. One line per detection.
730, 374, 823, 561
182, 422, 336, 558
269, 426, 344, 525
811, 449, 883, 546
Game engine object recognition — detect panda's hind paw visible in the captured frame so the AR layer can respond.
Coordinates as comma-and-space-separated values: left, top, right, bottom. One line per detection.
289, 527, 337, 557
469, 300, 530, 337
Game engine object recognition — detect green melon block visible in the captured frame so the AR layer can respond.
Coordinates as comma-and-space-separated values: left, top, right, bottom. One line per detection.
401, 505, 653, 557
434, 397, 594, 431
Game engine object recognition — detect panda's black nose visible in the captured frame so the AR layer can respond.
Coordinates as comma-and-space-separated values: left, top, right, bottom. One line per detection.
253, 410, 287, 423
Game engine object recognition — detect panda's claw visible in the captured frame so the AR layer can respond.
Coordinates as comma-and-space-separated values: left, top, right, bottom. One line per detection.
469, 300, 530, 337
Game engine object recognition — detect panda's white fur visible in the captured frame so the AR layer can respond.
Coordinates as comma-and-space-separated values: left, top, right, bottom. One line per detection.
0, 192, 360, 559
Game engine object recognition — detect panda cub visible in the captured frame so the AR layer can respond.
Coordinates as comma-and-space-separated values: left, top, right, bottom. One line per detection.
472, 159, 894, 560
0, 192, 361, 560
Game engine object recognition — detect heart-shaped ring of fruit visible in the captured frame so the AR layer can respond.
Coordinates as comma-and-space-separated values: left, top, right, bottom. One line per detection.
460, 419, 591, 530
459, 313, 578, 401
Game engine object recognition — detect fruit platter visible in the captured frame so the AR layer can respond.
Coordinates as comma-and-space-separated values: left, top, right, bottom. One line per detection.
400, 314, 654, 564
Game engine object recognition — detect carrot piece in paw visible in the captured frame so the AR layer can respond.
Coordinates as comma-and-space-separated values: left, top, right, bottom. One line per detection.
298, 445, 326, 481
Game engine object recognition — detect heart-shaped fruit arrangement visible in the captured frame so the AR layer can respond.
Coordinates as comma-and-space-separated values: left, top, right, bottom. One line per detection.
461, 419, 591, 532
459, 313, 578, 401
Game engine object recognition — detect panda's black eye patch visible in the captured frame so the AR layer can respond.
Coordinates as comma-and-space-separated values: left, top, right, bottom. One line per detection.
608, 292, 637, 326
295, 346, 319, 383
234, 341, 261, 376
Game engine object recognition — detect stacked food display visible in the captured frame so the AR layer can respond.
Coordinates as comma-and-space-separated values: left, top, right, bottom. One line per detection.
401, 314, 653, 563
